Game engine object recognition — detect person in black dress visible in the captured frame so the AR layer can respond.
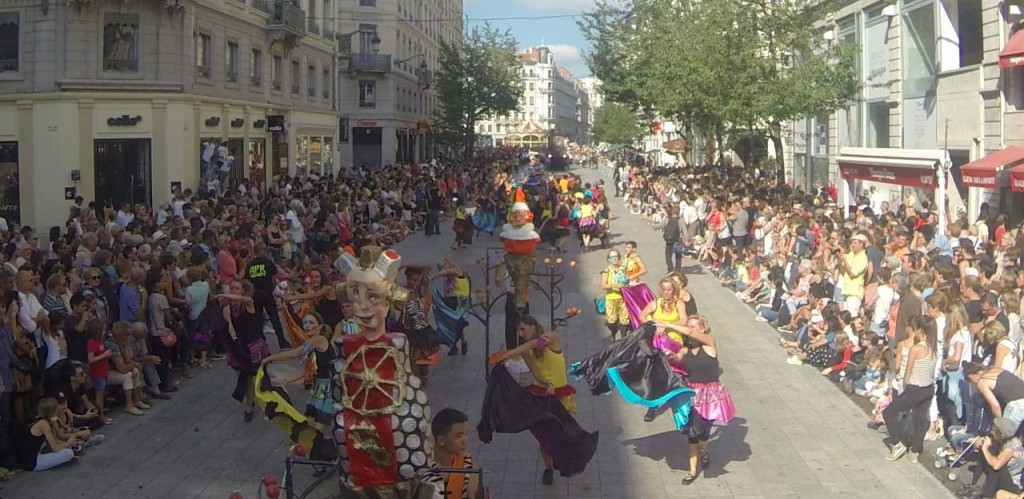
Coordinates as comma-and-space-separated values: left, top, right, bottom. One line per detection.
218, 279, 267, 422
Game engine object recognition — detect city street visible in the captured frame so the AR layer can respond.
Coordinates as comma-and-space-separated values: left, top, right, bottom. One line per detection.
1, 170, 954, 499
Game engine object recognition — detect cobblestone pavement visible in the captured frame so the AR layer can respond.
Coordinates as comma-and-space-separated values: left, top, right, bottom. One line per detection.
2, 169, 954, 499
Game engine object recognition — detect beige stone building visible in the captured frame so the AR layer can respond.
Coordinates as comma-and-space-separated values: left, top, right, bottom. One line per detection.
787, 0, 1024, 224
335, 0, 460, 167
0, 0, 348, 231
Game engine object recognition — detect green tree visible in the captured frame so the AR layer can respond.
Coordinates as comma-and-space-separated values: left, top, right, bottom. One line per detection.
435, 25, 523, 158
591, 102, 644, 146
580, 0, 860, 179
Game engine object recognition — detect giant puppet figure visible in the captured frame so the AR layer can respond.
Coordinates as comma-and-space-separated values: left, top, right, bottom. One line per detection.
332, 247, 443, 499
500, 201, 541, 310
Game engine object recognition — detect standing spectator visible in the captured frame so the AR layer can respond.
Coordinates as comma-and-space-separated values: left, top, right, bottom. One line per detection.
838, 234, 870, 316
146, 270, 176, 393
884, 315, 938, 463
662, 207, 681, 273
41, 273, 69, 327
85, 319, 111, 424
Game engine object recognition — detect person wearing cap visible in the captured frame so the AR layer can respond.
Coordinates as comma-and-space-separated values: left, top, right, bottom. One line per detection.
838, 233, 870, 316
967, 416, 1024, 498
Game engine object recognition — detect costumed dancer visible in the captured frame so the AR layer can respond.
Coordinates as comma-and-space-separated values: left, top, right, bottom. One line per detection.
482, 315, 597, 486
638, 277, 690, 422
656, 316, 736, 485
500, 202, 541, 311
331, 247, 443, 498
431, 408, 481, 499
429, 259, 472, 356
599, 250, 631, 340
576, 195, 599, 252
217, 279, 269, 423
620, 241, 655, 328
667, 271, 699, 317
471, 193, 498, 236
452, 198, 473, 250
395, 266, 442, 387
259, 312, 337, 433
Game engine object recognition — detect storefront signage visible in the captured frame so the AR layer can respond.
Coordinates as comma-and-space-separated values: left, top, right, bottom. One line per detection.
839, 163, 937, 189
267, 115, 285, 132
205, 117, 221, 127
230, 118, 245, 128
356, 121, 377, 127
961, 173, 997, 188
339, 117, 350, 143
1011, 168, 1024, 192
107, 115, 142, 127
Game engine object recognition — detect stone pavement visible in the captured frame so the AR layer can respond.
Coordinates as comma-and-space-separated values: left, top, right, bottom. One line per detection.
2, 168, 954, 499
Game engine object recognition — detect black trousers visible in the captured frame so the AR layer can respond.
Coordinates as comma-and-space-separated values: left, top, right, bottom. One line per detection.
0, 391, 15, 469
254, 291, 287, 347
426, 209, 441, 236
665, 242, 680, 272
882, 384, 934, 453
148, 336, 172, 389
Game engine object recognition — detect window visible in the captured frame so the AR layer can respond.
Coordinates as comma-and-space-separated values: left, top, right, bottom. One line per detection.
359, 0, 376, 5
866, 101, 890, 148
938, 0, 983, 70
528, 82, 534, 91
103, 14, 139, 72
359, 80, 376, 108
0, 12, 19, 72
250, 49, 262, 87
322, 69, 330, 99
271, 55, 282, 91
528, 96, 534, 106
226, 41, 239, 82
196, 33, 211, 77
307, 65, 316, 97
902, 3, 936, 98
291, 59, 300, 94
358, 24, 378, 54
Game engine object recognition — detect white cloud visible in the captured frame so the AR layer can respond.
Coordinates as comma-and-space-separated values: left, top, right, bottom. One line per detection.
546, 44, 584, 72
510, 0, 598, 14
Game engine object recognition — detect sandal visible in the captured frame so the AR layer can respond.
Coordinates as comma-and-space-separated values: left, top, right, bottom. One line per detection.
682, 473, 698, 485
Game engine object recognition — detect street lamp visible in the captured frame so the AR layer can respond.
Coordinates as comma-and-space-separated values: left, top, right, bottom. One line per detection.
395, 54, 434, 90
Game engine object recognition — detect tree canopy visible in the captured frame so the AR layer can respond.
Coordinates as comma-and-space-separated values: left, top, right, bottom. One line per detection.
579, 0, 860, 174
591, 102, 644, 146
435, 25, 523, 157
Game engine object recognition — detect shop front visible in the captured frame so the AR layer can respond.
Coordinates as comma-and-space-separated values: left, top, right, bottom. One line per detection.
961, 147, 1024, 225
837, 147, 951, 234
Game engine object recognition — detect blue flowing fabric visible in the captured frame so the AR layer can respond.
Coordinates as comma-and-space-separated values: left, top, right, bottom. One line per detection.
607, 367, 694, 430
430, 277, 471, 347
471, 209, 498, 234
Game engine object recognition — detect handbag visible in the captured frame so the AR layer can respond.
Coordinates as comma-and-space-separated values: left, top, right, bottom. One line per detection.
11, 354, 35, 373
594, 297, 606, 314
672, 241, 685, 254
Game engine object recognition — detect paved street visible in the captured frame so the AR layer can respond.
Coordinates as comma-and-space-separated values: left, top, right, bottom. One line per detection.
2, 169, 954, 499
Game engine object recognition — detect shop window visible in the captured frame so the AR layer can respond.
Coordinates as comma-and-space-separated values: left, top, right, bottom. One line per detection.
0, 142, 19, 224
359, 79, 375, 108
866, 101, 890, 148
0, 12, 19, 72
103, 13, 139, 72
902, 3, 937, 98
196, 33, 211, 78
251, 48, 262, 87
226, 41, 239, 82
360, 0, 376, 6
272, 55, 282, 91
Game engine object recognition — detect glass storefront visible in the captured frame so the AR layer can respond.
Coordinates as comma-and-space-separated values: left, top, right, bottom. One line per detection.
295, 135, 334, 175
903, 1, 937, 99
0, 142, 19, 224
866, 101, 890, 148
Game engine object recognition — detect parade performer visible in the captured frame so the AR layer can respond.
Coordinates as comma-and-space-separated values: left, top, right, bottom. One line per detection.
429, 259, 472, 356
599, 250, 631, 340
480, 315, 598, 485
569, 322, 694, 432
431, 408, 481, 499
218, 280, 269, 423
331, 247, 443, 498
259, 312, 337, 432
470, 193, 499, 236
657, 317, 736, 485
500, 202, 541, 311
620, 241, 655, 328
395, 266, 442, 386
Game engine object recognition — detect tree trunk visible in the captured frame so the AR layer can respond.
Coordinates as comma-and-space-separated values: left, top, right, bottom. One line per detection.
769, 120, 785, 186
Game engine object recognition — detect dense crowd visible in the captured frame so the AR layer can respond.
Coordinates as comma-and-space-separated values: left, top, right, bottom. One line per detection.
622, 161, 1024, 499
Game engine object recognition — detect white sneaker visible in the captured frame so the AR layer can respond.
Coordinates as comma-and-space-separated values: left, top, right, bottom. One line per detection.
887, 442, 908, 461
756, 316, 768, 323
786, 356, 803, 365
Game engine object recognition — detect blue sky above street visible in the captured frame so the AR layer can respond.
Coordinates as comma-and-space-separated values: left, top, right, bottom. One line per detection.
464, 0, 595, 78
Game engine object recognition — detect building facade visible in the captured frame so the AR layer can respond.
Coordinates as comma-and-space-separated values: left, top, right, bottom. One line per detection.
335, 0, 460, 167
0, 0, 341, 231
784, 0, 1024, 223
477, 46, 589, 148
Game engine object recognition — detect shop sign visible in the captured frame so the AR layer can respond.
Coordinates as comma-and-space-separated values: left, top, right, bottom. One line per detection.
339, 117, 350, 143
267, 115, 285, 132
356, 121, 377, 127
108, 115, 143, 127
839, 163, 937, 189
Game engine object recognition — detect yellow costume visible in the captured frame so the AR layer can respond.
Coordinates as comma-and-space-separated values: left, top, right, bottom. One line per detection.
530, 345, 577, 414
603, 265, 630, 328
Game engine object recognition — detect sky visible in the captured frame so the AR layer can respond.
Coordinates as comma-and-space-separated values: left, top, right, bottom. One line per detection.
463, 0, 595, 78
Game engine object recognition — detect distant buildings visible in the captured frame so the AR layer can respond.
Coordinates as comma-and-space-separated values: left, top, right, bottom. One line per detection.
477, 46, 594, 148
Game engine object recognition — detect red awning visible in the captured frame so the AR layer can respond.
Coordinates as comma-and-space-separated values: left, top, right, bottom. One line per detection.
836, 148, 947, 189
839, 163, 937, 188
1011, 164, 1024, 192
960, 147, 1024, 188
1001, 30, 1024, 69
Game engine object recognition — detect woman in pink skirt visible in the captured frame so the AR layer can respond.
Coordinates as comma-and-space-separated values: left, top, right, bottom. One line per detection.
656, 315, 736, 485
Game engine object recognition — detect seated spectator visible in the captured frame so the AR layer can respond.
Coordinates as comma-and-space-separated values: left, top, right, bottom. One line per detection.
106, 322, 150, 416
15, 398, 78, 471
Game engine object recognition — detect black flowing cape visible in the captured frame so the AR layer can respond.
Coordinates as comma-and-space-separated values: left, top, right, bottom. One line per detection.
477, 363, 598, 477
570, 323, 686, 400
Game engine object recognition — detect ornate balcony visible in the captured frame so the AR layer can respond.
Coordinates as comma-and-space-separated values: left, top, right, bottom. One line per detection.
267, 0, 305, 48
347, 53, 391, 73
